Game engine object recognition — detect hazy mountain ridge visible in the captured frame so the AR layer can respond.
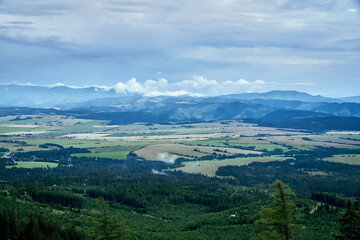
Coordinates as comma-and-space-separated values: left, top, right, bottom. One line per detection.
2, 84, 360, 108
256, 110, 360, 132
0, 84, 120, 107
220, 90, 341, 103
2, 84, 360, 132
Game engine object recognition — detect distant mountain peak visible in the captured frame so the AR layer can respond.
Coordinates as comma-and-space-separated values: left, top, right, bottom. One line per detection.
221, 90, 340, 103
0, 84, 358, 108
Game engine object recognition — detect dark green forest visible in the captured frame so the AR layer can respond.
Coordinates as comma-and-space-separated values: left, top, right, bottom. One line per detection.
1, 145, 360, 239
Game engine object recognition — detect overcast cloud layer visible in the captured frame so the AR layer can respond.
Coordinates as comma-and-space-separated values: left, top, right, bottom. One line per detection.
0, 0, 360, 97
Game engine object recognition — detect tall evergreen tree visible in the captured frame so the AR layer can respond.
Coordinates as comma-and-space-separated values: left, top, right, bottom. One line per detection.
93, 197, 131, 240
354, 191, 360, 212
334, 199, 360, 240
0, 210, 9, 240
255, 180, 295, 240
9, 209, 20, 240
24, 216, 41, 240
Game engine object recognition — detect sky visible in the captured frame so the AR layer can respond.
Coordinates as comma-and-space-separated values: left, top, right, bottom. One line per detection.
0, 0, 360, 97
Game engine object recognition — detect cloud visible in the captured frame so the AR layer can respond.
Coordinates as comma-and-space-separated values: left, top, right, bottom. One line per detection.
107, 76, 268, 96
0, 0, 360, 97
16, 81, 84, 89
7, 75, 268, 96
113, 78, 146, 94
0, 1, 74, 16
6, 21, 33, 25
49, 82, 65, 87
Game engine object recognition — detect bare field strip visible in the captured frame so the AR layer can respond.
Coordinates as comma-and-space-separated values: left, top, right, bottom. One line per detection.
265, 135, 358, 148
305, 135, 360, 146
326, 131, 360, 135
2, 124, 40, 128
135, 144, 261, 161
21, 138, 151, 149
0, 125, 46, 134
224, 126, 307, 137
172, 156, 287, 177
1, 131, 50, 136
64, 133, 225, 142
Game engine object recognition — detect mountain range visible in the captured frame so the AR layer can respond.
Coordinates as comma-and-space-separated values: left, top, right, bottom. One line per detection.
2, 84, 360, 108
2, 84, 360, 132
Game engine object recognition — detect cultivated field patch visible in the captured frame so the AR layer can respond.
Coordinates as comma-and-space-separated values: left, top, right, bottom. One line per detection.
323, 154, 360, 165
135, 144, 261, 161
72, 151, 129, 160
6, 161, 59, 169
172, 156, 287, 177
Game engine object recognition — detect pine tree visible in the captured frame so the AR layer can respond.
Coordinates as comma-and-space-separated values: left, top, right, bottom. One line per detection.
9, 209, 20, 240
93, 197, 131, 240
354, 191, 360, 212
335, 199, 360, 240
0, 210, 9, 240
255, 180, 295, 240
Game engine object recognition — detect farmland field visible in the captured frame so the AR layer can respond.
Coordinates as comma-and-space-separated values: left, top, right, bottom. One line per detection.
135, 144, 261, 161
174, 156, 288, 176
72, 151, 129, 160
323, 154, 360, 165
6, 161, 59, 169
2, 115, 360, 175
1, 113, 360, 240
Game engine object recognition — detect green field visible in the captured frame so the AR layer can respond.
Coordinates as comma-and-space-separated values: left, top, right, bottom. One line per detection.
41, 120, 110, 136
0, 115, 358, 239
6, 161, 59, 169
0, 126, 49, 134
72, 151, 129, 160
228, 143, 288, 151
323, 154, 360, 165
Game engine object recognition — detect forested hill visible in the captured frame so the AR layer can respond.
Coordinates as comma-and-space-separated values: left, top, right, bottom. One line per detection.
252, 110, 360, 132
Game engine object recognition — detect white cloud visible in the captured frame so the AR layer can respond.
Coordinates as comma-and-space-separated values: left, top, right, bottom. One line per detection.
183, 76, 218, 88
113, 78, 145, 94
50, 82, 65, 87
17, 81, 84, 89
145, 90, 203, 97
115, 76, 268, 96
143, 78, 169, 91
223, 79, 250, 86
254, 80, 266, 84
11, 75, 268, 96
217, 78, 267, 94
2, 1, 360, 97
